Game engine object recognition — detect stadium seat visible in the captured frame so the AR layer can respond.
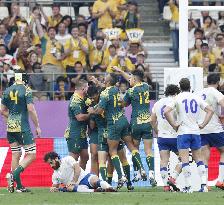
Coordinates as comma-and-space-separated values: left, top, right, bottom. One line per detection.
20, 7, 30, 20
79, 7, 90, 18
36, 0, 53, 4
43, 7, 53, 16
61, 7, 75, 19
0, 7, 9, 20
210, 11, 219, 20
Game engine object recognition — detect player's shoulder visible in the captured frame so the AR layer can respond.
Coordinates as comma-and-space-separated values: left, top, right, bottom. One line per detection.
62, 156, 76, 164
101, 86, 113, 98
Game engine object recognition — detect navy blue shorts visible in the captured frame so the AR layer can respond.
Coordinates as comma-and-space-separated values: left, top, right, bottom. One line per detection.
177, 134, 201, 150
79, 173, 96, 188
157, 137, 178, 153
201, 132, 224, 148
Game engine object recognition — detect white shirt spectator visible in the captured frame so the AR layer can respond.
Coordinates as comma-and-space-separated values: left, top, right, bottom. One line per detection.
55, 34, 71, 46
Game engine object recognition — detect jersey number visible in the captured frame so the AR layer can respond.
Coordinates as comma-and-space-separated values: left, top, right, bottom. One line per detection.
139, 91, 150, 105
113, 94, 121, 108
182, 99, 198, 114
10, 91, 18, 104
161, 105, 166, 119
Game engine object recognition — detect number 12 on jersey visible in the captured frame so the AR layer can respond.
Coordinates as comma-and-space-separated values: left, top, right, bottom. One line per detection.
139, 91, 150, 105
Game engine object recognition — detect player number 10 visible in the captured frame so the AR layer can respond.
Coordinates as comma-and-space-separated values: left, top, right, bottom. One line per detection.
182, 99, 198, 114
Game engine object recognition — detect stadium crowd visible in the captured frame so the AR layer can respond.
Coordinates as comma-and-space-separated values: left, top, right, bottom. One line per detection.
0, 1, 160, 100
189, 0, 224, 6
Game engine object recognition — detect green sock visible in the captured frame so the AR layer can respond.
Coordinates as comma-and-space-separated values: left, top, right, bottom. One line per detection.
13, 165, 24, 189
111, 155, 122, 179
107, 175, 113, 185
132, 156, 139, 171
146, 155, 154, 171
99, 166, 107, 181
123, 163, 131, 183
132, 151, 144, 170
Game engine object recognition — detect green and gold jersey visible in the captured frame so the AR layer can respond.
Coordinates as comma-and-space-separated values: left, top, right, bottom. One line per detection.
66, 93, 88, 138
123, 82, 151, 125
2, 82, 33, 133
98, 86, 126, 125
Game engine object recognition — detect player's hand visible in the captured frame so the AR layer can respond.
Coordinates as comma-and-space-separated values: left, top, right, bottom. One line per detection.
112, 66, 122, 73
198, 123, 205, 129
50, 187, 59, 192
88, 107, 95, 114
219, 115, 224, 124
173, 124, 180, 132
36, 127, 41, 138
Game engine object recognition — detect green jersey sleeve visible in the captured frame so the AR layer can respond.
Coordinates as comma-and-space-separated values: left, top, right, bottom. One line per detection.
98, 89, 109, 110
25, 86, 33, 104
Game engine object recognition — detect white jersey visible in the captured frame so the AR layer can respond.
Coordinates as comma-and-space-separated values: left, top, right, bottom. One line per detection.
152, 97, 177, 138
52, 156, 87, 185
198, 87, 224, 134
167, 92, 208, 135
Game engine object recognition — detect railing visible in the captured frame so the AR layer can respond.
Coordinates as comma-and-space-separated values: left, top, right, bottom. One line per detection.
0, 72, 161, 101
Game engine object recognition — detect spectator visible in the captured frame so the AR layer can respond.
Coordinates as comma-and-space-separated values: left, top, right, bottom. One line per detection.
88, 4, 98, 40
188, 19, 198, 51
55, 22, 71, 46
92, 0, 117, 29
88, 36, 106, 71
107, 49, 134, 72
190, 42, 216, 67
28, 62, 47, 101
41, 4, 62, 28
212, 33, 224, 60
102, 44, 117, 68
169, 0, 179, 63
0, 44, 16, 66
78, 23, 88, 39
112, 0, 127, 27
189, 38, 203, 61
127, 42, 147, 64
60, 15, 73, 34
218, 11, 224, 27
27, 51, 41, 73
76, 15, 86, 25
202, 57, 211, 75
2, 61, 14, 83
63, 26, 88, 70
119, 79, 129, 99
195, 11, 210, 29
0, 24, 11, 47
54, 76, 69, 101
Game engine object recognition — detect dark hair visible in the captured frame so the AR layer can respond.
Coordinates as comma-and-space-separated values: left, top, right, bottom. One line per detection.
96, 37, 104, 42
52, 4, 60, 9
218, 11, 224, 20
75, 61, 82, 67
44, 152, 60, 162
201, 42, 209, 48
56, 76, 68, 84
110, 73, 118, 86
87, 85, 100, 97
108, 45, 116, 50
78, 22, 87, 30
132, 69, 144, 81
208, 63, 218, 72
32, 62, 41, 70
179, 78, 190, 92
165, 84, 180, 97
32, 6, 39, 12
207, 73, 220, 85
60, 15, 73, 32
0, 44, 7, 50
194, 38, 203, 49
203, 16, 213, 26
47, 26, 56, 32
136, 63, 145, 71
194, 28, 204, 35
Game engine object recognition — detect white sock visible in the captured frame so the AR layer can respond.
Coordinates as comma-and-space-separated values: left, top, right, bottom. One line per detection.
160, 167, 168, 186
218, 163, 224, 182
77, 185, 94, 192
205, 165, 208, 182
171, 170, 179, 180
197, 161, 207, 185
100, 180, 111, 189
182, 164, 191, 187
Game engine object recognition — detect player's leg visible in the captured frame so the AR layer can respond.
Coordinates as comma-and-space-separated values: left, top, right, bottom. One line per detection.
191, 135, 207, 192
132, 139, 141, 182
177, 134, 192, 192
201, 144, 210, 184
66, 184, 94, 192
107, 156, 114, 185
159, 149, 170, 190
118, 145, 134, 191
90, 143, 98, 175
79, 138, 89, 170
66, 133, 80, 161
98, 150, 108, 181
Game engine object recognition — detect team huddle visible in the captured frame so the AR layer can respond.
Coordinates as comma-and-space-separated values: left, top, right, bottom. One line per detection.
2, 69, 224, 193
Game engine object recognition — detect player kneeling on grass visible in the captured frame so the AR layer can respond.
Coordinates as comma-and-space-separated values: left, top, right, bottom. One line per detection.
44, 152, 116, 192
151, 84, 182, 192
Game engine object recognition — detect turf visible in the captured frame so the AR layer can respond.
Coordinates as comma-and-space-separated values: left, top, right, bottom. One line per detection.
0, 187, 224, 205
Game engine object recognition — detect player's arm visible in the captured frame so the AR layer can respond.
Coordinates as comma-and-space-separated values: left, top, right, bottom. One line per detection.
164, 104, 179, 132
72, 162, 81, 184
27, 104, 41, 137
199, 104, 214, 129
151, 108, 158, 135
113, 66, 131, 82
75, 113, 90, 121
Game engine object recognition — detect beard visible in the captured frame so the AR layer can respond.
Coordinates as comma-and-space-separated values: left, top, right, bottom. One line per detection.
52, 161, 60, 170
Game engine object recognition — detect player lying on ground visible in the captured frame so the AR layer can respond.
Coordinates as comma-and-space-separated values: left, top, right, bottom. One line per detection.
1, 70, 41, 193
198, 73, 224, 190
151, 84, 182, 192
44, 152, 116, 192
164, 78, 214, 193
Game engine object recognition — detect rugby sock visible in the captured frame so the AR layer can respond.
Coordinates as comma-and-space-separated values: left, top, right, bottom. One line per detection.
99, 164, 107, 181
182, 163, 191, 187
96, 180, 111, 189
132, 150, 144, 170
132, 156, 139, 171
122, 161, 131, 183
146, 155, 154, 171
218, 162, 224, 182
197, 161, 207, 185
13, 165, 24, 189
111, 155, 123, 179
160, 167, 168, 186
107, 174, 113, 185
77, 185, 94, 193
171, 170, 180, 180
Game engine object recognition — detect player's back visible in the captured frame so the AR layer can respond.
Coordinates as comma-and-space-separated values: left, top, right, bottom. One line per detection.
173, 92, 207, 135
127, 82, 150, 123
199, 87, 223, 133
2, 83, 32, 132
100, 86, 125, 125
153, 97, 176, 138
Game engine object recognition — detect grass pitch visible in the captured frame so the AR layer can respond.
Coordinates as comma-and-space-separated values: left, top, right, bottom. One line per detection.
0, 187, 224, 205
